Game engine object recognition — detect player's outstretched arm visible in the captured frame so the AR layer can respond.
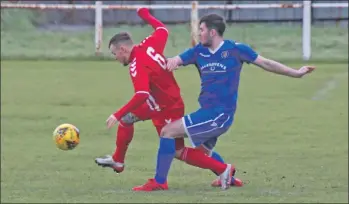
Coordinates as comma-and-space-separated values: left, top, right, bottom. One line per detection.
236, 42, 315, 78
252, 55, 315, 78
137, 7, 166, 30
137, 7, 169, 53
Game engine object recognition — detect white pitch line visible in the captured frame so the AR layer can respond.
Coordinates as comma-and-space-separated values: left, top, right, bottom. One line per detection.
312, 72, 348, 101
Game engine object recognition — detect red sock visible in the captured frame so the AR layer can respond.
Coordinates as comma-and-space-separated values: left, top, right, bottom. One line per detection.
179, 147, 227, 175
112, 122, 134, 163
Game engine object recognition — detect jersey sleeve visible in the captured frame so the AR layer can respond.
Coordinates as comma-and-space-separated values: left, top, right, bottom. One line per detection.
129, 57, 150, 94
150, 27, 168, 53
179, 47, 197, 66
236, 43, 258, 64
139, 28, 168, 55
137, 8, 168, 53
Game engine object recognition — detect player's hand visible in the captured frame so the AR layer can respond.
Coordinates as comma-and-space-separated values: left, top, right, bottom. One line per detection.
296, 66, 315, 78
166, 57, 180, 71
106, 114, 118, 129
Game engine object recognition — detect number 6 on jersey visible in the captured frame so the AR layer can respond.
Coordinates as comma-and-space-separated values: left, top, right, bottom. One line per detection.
146, 46, 167, 70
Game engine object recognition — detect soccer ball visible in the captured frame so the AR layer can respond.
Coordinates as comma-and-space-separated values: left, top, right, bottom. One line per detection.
53, 123, 80, 150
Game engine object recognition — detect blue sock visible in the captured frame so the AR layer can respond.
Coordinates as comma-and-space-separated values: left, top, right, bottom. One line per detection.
211, 151, 225, 163
154, 137, 176, 184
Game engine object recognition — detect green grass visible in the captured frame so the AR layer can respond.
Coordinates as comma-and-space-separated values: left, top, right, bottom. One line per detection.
1, 60, 348, 203
1, 8, 348, 62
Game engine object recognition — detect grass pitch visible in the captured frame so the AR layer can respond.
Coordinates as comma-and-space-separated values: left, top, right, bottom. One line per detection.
1, 60, 348, 203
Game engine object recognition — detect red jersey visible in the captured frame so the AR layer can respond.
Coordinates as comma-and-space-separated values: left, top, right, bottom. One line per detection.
128, 30, 183, 111
113, 8, 184, 121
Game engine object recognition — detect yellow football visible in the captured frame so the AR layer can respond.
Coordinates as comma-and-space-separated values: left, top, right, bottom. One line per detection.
53, 123, 80, 150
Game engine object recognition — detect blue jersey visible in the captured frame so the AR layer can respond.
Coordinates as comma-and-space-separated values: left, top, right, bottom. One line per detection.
179, 40, 258, 114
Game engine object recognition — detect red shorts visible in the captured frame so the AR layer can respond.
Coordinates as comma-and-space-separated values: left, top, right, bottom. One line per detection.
131, 102, 185, 150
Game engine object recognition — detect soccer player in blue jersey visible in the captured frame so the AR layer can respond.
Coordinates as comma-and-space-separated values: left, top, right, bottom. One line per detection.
133, 13, 315, 192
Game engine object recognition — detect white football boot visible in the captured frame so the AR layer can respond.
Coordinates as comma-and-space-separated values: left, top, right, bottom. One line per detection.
95, 155, 125, 173
219, 164, 234, 190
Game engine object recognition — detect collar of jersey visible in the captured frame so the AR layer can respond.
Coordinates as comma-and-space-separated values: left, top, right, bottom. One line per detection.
129, 45, 138, 61
208, 40, 225, 54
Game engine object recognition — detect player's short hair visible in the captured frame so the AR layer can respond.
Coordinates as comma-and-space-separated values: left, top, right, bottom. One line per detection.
199, 13, 226, 36
108, 32, 133, 48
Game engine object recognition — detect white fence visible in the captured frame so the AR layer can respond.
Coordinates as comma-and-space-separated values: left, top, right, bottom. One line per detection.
1, 1, 348, 60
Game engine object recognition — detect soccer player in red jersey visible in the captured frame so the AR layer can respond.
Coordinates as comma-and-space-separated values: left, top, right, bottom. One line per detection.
95, 8, 242, 191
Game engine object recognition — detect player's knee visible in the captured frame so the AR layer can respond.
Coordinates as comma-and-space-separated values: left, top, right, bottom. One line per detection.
119, 121, 133, 128
160, 119, 185, 138
120, 113, 141, 125
160, 127, 174, 138
160, 124, 173, 138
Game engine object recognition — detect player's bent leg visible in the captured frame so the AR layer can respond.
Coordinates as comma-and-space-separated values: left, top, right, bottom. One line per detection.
134, 109, 233, 191
156, 113, 232, 190
95, 112, 146, 173
95, 120, 134, 173
113, 112, 143, 164
179, 109, 236, 190
111, 121, 134, 171
156, 122, 221, 170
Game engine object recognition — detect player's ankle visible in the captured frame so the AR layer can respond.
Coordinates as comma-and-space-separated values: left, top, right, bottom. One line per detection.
112, 155, 125, 166
217, 164, 228, 175
114, 161, 124, 167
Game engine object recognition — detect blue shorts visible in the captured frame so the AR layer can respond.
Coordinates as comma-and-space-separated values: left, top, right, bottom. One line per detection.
182, 108, 234, 150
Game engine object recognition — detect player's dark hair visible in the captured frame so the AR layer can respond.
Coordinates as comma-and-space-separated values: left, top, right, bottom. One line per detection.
108, 32, 133, 48
199, 13, 226, 36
